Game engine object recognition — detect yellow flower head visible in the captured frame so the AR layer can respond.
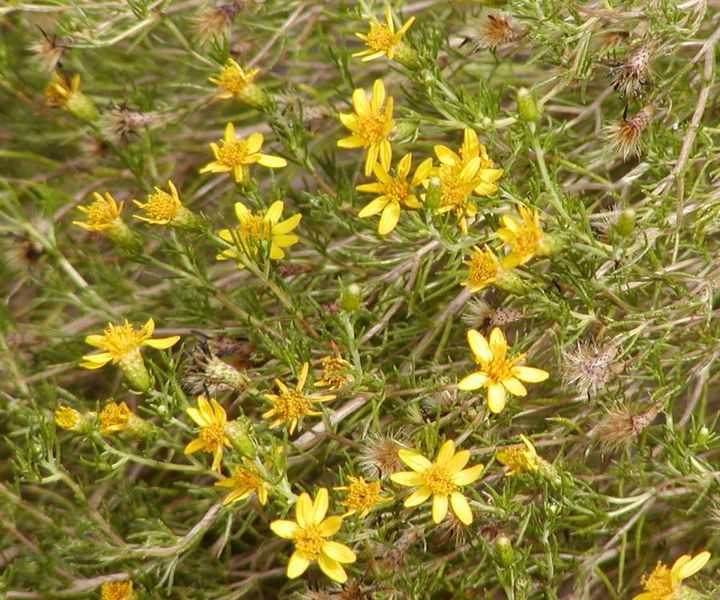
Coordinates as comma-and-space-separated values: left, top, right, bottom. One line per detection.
336, 475, 391, 518
496, 205, 550, 268
315, 355, 352, 390
44, 71, 80, 107
390, 440, 483, 525
270, 488, 356, 583
431, 129, 503, 234
353, 8, 415, 62
184, 396, 231, 472
496, 435, 540, 476
200, 123, 287, 183
461, 245, 500, 292
457, 327, 549, 414
338, 79, 394, 177
356, 153, 433, 235
73, 192, 125, 232
133, 180, 197, 228
100, 580, 133, 600
217, 200, 300, 265
80, 318, 180, 370
262, 362, 335, 434
98, 401, 131, 435
209, 59, 258, 99
633, 551, 711, 600
215, 462, 269, 506
55, 406, 80, 430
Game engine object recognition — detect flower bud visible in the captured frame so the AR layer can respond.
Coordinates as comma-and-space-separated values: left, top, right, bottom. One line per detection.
610, 208, 636, 239
424, 177, 442, 210
124, 414, 154, 439
118, 350, 152, 392
494, 534, 514, 567
393, 42, 421, 70
494, 269, 526, 294
541, 233, 564, 256
65, 91, 99, 122
340, 283, 362, 312
517, 87, 540, 123
226, 417, 257, 457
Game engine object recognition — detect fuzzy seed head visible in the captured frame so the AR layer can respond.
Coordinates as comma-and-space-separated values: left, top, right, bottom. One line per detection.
99, 108, 167, 146
612, 38, 658, 98
358, 432, 403, 479
605, 105, 655, 159
193, 1, 246, 43
562, 342, 619, 396
593, 403, 661, 452
471, 11, 519, 50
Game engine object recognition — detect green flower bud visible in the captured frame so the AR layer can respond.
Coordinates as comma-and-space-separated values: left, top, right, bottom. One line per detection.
124, 414, 154, 439
495, 269, 526, 294
393, 42, 421, 70
424, 177, 442, 210
340, 283, 362, 312
65, 91, 99, 122
517, 87, 540, 123
611, 208, 636, 239
494, 534, 514, 567
226, 418, 257, 457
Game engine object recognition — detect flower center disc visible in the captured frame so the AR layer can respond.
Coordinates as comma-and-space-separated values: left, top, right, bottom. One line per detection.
422, 464, 455, 495
199, 423, 226, 451
294, 525, 324, 560
217, 140, 249, 167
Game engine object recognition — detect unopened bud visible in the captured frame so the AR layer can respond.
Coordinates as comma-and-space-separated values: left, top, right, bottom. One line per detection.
340, 283, 362, 312
495, 269, 525, 294
226, 417, 257, 457
541, 233, 564, 257
494, 534, 514, 567
517, 87, 540, 123
124, 414, 154, 439
65, 91, 99, 122
393, 42, 421, 70
424, 177, 442, 210
696, 426, 710, 445
611, 208, 636, 239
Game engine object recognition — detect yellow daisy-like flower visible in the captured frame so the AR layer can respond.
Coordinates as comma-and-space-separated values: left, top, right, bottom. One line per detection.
270, 488, 356, 583
73, 192, 124, 232
217, 200, 301, 265
457, 327, 549, 414
337, 79, 394, 177
98, 400, 131, 435
44, 71, 80, 107
460, 245, 500, 292
208, 59, 269, 109
133, 180, 198, 229
184, 396, 232, 472
432, 129, 503, 234
353, 8, 415, 62
100, 580, 134, 600
80, 319, 180, 391
390, 440, 483, 525
335, 475, 391, 518
262, 362, 335, 434
55, 406, 80, 430
496, 205, 552, 268
496, 434, 540, 476
633, 552, 711, 600
356, 153, 433, 235
315, 356, 352, 390
214, 462, 269, 506
199, 123, 287, 183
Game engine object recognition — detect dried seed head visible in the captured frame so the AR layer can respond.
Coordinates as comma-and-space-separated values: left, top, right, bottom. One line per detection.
31, 30, 70, 72
3, 231, 45, 274
422, 389, 457, 415
193, 1, 246, 44
592, 402, 661, 452
562, 342, 620, 396
435, 511, 468, 547
180, 341, 248, 396
466, 11, 520, 51
462, 298, 524, 330
605, 105, 655, 159
99, 107, 169, 146
612, 38, 658, 98
358, 432, 404, 479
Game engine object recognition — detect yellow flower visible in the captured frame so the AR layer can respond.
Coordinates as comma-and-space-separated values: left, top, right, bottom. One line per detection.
315, 356, 352, 390
356, 153, 433, 235
200, 123, 287, 183
633, 552, 711, 600
73, 192, 124, 232
184, 396, 231, 472
432, 129, 503, 234
98, 401, 131, 435
496, 205, 551, 268
208, 59, 269, 109
133, 180, 198, 228
270, 488, 356, 583
262, 362, 335, 434
458, 327, 549, 414
335, 475, 391, 518
55, 406, 80, 430
80, 319, 180, 391
217, 200, 300, 265
214, 462, 269, 506
496, 435, 540, 476
460, 245, 500, 292
390, 440, 483, 525
44, 71, 80, 107
353, 8, 415, 62
338, 79, 394, 177
100, 580, 134, 600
